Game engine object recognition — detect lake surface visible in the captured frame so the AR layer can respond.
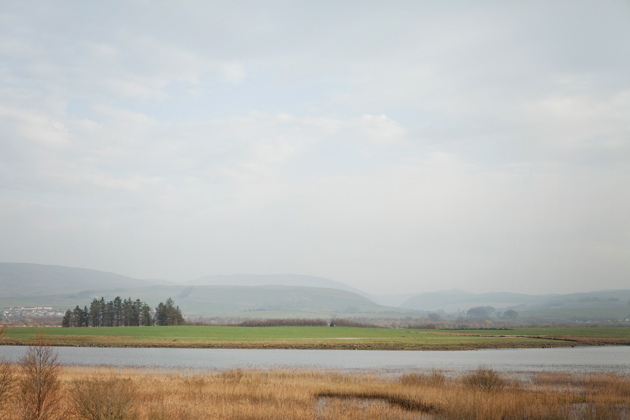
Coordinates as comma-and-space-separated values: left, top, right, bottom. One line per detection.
0, 346, 628, 373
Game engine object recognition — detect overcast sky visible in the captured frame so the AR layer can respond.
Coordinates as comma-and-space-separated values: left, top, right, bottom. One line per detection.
1, 1, 629, 295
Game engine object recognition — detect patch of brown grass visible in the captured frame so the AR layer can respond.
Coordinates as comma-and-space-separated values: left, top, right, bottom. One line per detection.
69, 376, 137, 420
399, 369, 447, 387
0, 365, 628, 419
461, 366, 507, 391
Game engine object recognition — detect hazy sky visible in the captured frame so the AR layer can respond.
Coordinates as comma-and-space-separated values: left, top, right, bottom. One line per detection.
1, 1, 629, 295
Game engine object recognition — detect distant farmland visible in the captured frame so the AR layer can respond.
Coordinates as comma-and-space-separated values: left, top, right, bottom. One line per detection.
2, 326, 628, 350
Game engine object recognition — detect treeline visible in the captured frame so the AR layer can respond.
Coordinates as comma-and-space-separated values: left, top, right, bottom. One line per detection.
329, 318, 382, 328
237, 318, 328, 327
62, 297, 185, 327
236, 318, 384, 327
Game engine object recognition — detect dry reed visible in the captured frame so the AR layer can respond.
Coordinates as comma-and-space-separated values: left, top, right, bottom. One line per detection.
0, 364, 628, 419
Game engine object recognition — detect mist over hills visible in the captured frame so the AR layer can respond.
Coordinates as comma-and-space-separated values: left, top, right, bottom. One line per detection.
187, 274, 414, 306
0, 263, 164, 297
400, 290, 551, 312
0, 263, 396, 316
1, 263, 628, 322
400, 289, 630, 312
400, 289, 630, 322
188, 274, 367, 296
111, 285, 387, 316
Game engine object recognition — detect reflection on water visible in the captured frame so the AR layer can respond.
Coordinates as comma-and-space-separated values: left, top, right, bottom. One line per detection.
0, 346, 628, 373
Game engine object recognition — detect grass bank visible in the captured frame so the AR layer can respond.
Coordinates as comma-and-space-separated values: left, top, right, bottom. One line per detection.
1, 326, 629, 350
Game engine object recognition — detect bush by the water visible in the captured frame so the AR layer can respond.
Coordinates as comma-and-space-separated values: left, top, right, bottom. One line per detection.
399, 369, 446, 387
462, 366, 506, 391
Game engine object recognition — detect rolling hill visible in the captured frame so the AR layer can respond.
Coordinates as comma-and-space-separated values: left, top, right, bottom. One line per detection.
0, 285, 393, 317
0, 264, 398, 316
0, 263, 165, 297
187, 274, 368, 296
400, 289, 630, 322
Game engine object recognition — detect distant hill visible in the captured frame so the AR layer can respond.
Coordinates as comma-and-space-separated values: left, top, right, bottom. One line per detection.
400, 289, 630, 322
0, 285, 395, 317
0, 263, 164, 297
0, 263, 400, 316
187, 274, 369, 296
119, 285, 390, 316
186, 274, 411, 307
400, 290, 550, 312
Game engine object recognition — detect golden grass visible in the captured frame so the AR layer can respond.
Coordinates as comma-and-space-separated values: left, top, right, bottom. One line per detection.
0, 366, 628, 419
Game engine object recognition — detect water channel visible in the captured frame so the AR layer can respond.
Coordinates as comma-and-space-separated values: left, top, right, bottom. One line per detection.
1, 345, 628, 373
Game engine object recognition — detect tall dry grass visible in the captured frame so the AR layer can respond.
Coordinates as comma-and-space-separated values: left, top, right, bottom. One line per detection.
0, 364, 628, 419
69, 376, 137, 420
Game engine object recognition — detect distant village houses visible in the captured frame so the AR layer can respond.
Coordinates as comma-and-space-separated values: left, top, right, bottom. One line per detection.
2, 306, 65, 320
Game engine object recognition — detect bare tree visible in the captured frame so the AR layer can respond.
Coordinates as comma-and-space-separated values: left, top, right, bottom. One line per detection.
18, 332, 64, 420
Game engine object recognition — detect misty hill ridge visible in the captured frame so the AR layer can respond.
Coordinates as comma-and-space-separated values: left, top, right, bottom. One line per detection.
0, 263, 396, 316
187, 274, 369, 297
0, 284, 392, 317
400, 289, 630, 312
0, 263, 163, 297
115, 284, 388, 316
3, 263, 628, 319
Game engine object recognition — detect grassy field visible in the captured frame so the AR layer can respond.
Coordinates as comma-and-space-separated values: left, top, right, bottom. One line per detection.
2, 364, 629, 419
454, 327, 630, 338
2, 325, 629, 350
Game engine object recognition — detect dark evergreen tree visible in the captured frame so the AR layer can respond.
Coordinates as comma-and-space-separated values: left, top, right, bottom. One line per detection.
62, 310, 72, 328
155, 302, 167, 326
64, 296, 180, 328
123, 298, 133, 326
89, 298, 101, 327
154, 298, 186, 326
98, 297, 106, 327
73, 305, 83, 327
141, 303, 153, 326
113, 296, 123, 327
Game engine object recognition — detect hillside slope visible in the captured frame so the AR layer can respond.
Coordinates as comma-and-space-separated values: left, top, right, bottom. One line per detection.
187, 274, 369, 296
0, 263, 164, 297
128, 285, 389, 316
1, 285, 394, 317
400, 290, 551, 312
400, 289, 630, 322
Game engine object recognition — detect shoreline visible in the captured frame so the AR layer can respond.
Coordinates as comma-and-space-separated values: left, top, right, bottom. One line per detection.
0, 338, 615, 350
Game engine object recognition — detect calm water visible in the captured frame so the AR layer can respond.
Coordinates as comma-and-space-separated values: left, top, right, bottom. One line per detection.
0, 346, 628, 373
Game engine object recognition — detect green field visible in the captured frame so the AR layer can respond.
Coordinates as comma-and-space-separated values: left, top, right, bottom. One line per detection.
458, 327, 630, 338
3, 325, 629, 350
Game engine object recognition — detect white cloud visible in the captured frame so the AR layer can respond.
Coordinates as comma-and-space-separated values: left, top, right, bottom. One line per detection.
0, 1, 628, 294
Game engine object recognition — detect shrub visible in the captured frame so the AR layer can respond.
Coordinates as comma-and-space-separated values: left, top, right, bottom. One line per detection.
400, 369, 446, 387
69, 377, 137, 420
462, 367, 506, 391
18, 333, 63, 420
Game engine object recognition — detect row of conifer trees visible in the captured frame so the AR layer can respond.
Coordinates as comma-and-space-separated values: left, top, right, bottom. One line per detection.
62, 297, 185, 327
